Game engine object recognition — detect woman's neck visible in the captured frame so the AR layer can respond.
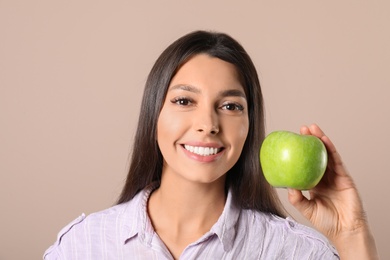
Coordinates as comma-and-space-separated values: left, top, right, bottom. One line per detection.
149, 175, 226, 227
147, 174, 226, 258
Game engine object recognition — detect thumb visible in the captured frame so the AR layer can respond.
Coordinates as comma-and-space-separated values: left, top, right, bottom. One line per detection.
287, 188, 314, 220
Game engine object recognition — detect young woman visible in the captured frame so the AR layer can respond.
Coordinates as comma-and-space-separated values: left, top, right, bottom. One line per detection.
44, 31, 378, 259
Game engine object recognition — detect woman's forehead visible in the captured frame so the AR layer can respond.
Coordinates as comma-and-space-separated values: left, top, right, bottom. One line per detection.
169, 54, 244, 91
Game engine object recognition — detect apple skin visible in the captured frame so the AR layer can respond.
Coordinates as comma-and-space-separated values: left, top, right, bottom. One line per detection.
260, 131, 328, 190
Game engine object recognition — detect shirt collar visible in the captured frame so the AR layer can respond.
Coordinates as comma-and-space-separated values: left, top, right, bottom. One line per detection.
209, 188, 240, 252
120, 183, 241, 252
119, 183, 158, 244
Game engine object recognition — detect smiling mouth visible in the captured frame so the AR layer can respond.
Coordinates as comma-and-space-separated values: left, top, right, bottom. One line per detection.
183, 145, 224, 156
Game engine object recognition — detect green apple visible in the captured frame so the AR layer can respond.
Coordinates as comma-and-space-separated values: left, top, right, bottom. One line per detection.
260, 131, 328, 190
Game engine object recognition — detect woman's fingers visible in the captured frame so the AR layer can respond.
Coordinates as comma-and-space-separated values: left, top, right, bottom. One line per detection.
300, 124, 326, 138
300, 124, 347, 178
287, 188, 315, 220
309, 124, 326, 138
300, 125, 311, 135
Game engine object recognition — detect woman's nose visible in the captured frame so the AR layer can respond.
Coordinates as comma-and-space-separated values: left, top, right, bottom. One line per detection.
197, 124, 219, 135
195, 109, 220, 135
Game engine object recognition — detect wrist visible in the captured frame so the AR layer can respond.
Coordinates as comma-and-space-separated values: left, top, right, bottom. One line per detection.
332, 225, 379, 260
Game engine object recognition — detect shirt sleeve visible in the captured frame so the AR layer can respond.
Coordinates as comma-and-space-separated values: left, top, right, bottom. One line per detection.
43, 214, 86, 260
281, 217, 339, 259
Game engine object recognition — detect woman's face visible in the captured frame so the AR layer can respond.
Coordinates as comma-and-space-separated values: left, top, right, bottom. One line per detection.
157, 54, 249, 184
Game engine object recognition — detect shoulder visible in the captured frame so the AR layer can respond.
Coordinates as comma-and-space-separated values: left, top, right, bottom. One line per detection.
237, 209, 339, 258
43, 213, 87, 259
43, 199, 139, 259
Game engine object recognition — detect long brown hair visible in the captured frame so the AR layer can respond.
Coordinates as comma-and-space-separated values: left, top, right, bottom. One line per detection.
117, 30, 285, 217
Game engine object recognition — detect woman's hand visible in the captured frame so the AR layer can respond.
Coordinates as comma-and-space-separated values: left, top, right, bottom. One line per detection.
287, 124, 378, 259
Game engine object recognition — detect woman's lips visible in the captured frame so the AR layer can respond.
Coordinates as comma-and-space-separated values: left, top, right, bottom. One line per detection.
180, 144, 225, 162
183, 144, 223, 156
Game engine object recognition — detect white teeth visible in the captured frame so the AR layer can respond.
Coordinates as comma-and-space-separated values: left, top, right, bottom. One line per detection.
184, 145, 220, 156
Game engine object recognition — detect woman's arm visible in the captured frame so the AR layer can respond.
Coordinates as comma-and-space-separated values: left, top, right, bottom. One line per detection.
287, 124, 379, 260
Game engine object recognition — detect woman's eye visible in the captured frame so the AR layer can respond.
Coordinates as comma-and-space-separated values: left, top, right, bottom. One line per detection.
222, 103, 244, 111
171, 98, 192, 106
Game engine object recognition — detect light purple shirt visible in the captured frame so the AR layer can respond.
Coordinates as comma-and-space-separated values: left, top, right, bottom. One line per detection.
44, 185, 339, 259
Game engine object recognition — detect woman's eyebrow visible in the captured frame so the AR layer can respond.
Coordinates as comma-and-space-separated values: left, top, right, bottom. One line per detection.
169, 84, 246, 99
169, 84, 201, 93
219, 89, 246, 99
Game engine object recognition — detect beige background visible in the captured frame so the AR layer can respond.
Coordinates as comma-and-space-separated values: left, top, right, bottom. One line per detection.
1, 1, 389, 259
